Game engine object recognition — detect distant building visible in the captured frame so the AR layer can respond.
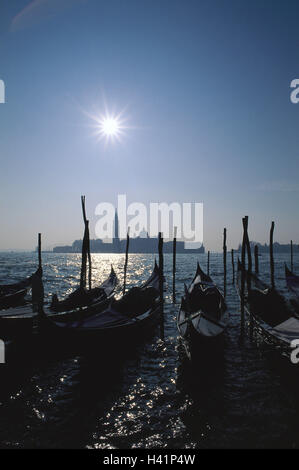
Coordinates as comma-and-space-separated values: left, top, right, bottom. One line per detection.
53, 212, 205, 254
53, 237, 205, 254
53, 211, 205, 253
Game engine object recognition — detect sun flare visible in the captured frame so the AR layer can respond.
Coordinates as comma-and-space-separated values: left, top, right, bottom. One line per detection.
101, 117, 119, 136
95, 112, 127, 143
86, 105, 130, 145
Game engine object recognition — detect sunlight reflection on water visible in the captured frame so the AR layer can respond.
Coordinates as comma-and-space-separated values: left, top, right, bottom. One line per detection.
0, 252, 299, 448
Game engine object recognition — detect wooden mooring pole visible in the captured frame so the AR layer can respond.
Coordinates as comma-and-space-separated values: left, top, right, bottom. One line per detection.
231, 249, 235, 284
244, 217, 253, 336
207, 250, 210, 276
34, 233, 44, 314
223, 228, 227, 297
244, 218, 252, 292
270, 221, 275, 289
81, 196, 92, 290
291, 240, 293, 272
86, 222, 92, 291
158, 232, 164, 340
80, 224, 88, 289
172, 227, 177, 304
240, 216, 247, 336
80, 196, 91, 289
254, 245, 259, 274
38, 233, 42, 269
123, 228, 130, 295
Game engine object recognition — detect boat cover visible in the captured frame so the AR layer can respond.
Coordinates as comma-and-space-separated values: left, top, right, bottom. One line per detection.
272, 317, 299, 343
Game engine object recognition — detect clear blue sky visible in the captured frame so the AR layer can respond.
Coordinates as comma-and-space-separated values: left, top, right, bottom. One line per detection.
0, 0, 298, 251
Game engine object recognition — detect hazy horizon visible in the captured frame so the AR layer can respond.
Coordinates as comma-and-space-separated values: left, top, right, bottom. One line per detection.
0, 236, 297, 254
1, 0, 299, 252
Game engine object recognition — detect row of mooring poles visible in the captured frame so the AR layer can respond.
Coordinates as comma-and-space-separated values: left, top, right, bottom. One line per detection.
163, 217, 292, 339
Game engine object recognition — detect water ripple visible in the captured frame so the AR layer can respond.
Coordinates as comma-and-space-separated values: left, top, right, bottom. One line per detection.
0, 252, 298, 448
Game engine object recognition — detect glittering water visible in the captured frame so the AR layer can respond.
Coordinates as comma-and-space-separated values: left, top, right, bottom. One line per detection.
0, 251, 299, 449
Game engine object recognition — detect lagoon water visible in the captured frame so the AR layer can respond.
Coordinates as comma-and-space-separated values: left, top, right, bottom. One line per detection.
0, 251, 299, 449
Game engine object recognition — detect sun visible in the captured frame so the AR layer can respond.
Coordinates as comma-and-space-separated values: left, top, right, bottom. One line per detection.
94, 112, 127, 143
85, 104, 130, 145
101, 117, 119, 136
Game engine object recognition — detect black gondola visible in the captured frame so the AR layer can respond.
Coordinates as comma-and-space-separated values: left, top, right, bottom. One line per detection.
49, 265, 118, 313
0, 288, 28, 310
237, 259, 299, 353
0, 267, 42, 310
0, 268, 40, 296
38, 261, 160, 346
0, 267, 118, 340
177, 263, 228, 359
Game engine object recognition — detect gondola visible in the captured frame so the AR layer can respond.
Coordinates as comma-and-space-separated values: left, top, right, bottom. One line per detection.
177, 263, 228, 359
285, 264, 299, 299
0, 267, 118, 340
38, 261, 161, 347
0, 288, 28, 310
0, 267, 42, 310
49, 266, 118, 313
237, 260, 299, 353
0, 268, 40, 296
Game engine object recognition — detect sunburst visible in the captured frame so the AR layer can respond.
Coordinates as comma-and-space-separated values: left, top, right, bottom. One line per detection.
88, 108, 128, 144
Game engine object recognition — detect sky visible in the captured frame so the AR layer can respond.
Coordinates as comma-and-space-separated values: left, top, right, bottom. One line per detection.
0, 0, 299, 251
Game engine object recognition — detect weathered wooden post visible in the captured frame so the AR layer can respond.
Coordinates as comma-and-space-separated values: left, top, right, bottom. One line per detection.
244, 218, 252, 292
38, 233, 42, 269
80, 196, 87, 289
231, 249, 235, 284
123, 227, 130, 295
240, 217, 247, 335
270, 221, 275, 289
80, 225, 88, 289
158, 232, 164, 340
172, 226, 177, 304
34, 233, 44, 315
291, 240, 293, 272
86, 222, 92, 291
81, 195, 92, 290
244, 217, 253, 335
254, 245, 259, 274
207, 250, 210, 276
223, 228, 227, 297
